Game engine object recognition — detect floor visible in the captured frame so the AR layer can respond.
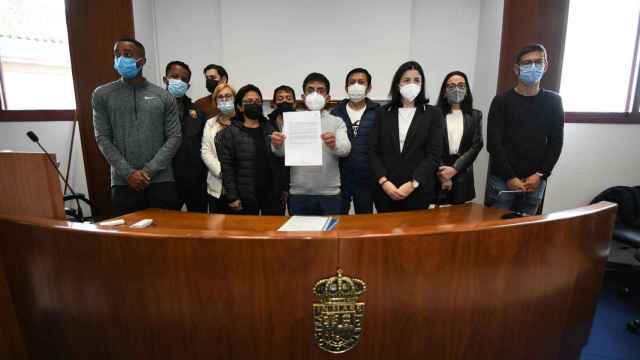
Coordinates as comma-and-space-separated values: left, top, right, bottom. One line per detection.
580, 241, 640, 360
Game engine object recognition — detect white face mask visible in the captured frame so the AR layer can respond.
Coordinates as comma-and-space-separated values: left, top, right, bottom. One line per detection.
399, 83, 421, 102
347, 83, 367, 103
304, 91, 326, 111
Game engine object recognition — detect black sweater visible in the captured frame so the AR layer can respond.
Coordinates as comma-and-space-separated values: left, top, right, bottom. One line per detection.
487, 89, 564, 180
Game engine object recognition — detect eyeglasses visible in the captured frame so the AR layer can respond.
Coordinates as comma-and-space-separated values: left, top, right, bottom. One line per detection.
446, 83, 466, 90
217, 94, 233, 101
519, 59, 545, 67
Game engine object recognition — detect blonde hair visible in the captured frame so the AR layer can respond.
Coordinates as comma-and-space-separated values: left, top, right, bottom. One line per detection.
212, 83, 236, 119
213, 83, 236, 100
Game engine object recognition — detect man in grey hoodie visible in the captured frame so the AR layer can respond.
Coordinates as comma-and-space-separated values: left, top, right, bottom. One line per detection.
92, 38, 182, 216
271, 73, 351, 215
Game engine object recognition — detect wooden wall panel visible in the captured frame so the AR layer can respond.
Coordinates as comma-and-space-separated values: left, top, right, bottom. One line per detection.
497, 0, 570, 94
65, 0, 135, 218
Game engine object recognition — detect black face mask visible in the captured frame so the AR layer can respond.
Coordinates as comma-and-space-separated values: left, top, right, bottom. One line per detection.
243, 103, 263, 120
206, 79, 219, 93
276, 102, 295, 113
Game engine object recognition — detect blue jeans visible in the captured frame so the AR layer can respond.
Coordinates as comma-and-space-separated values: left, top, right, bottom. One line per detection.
340, 183, 374, 214
288, 194, 342, 216
485, 175, 546, 215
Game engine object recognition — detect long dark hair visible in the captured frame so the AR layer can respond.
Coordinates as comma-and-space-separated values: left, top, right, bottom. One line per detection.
436, 71, 474, 116
387, 61, 429, 109
233, 84, 266, 123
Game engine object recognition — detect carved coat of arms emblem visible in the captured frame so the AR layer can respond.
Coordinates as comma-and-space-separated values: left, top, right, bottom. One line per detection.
313, 269, 366, 354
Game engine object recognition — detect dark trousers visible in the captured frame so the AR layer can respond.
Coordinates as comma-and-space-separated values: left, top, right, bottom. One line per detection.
207, 194, 228, 214
176, 179, 207, 213
372, 186, 430, 213
340, 182, 374, 214
111, 182, 180, 217
288, 194, 341, 216
230, 190, 284, 216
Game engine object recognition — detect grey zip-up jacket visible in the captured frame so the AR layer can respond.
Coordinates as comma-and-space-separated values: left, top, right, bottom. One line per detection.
92, 78, 182, 186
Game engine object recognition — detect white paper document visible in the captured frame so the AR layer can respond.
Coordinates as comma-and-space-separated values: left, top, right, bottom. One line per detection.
278, 216, 331, 232
282, 111, 323, 166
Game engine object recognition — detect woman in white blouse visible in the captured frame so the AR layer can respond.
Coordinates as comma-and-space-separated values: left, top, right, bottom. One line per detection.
201, 83, 236, 213
368, 61, 443, 212
435, 71, 484, 204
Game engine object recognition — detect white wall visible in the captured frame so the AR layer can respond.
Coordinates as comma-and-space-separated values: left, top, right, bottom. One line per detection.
471, 0, 504, 205
544, 124, 640, 212
134, 0, 485, 101
0, 121, 89, 214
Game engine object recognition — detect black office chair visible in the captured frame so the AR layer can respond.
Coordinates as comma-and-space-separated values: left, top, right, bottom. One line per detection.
612, 224, 640, 334
591, 186, 640, 334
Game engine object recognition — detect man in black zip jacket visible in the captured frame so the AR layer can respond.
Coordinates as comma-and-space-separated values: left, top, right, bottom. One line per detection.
164, 61, 208, 212
331, 68, 380, 214
267, 85, 297, 212
485, 43, 564, 215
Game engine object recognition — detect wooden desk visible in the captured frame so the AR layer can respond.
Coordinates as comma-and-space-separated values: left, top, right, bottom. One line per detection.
0, 203, 616, 359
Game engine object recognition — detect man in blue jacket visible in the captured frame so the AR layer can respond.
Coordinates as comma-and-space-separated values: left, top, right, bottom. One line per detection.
331, 68, 380, 214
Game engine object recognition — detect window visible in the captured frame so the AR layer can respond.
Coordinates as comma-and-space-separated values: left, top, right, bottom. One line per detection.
0, 0, 75, 111
560, 0, 640, 113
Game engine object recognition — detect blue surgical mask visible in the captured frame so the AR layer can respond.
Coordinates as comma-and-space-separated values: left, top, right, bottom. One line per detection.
167, 78, 189, 97
217, 100, 235, 115
113, 56, 141, 79
518, 63, 544, 86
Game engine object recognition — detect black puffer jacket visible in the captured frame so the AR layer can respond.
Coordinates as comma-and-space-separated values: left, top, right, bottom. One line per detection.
217, 118, 284, 203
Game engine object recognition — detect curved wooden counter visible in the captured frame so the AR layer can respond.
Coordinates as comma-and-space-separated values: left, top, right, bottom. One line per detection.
0, 203, 616, 359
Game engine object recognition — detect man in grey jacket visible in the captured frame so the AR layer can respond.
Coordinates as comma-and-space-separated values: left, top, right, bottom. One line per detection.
92, 38, 182, 216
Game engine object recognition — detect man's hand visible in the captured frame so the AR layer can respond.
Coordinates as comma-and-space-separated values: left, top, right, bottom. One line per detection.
229, 200, 242, 212
438, 166, 458, 181
321, 132, 336, 149
127, 170, 150, 191
397, 181, 415, 199
382, 181, 405, 201
271, 132, 286, 148
506, 177, 527, 192
441, 179, 453, 191
523, 174, 542, 192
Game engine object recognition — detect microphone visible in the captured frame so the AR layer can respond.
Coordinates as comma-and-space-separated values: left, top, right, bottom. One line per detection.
495, 190, 529, 219
26, 130, 79, 197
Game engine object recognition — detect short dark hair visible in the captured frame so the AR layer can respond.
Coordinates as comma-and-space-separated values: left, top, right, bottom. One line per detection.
272, 85, 296, 101
114, 37, 145, 57
234, 84, 263, 110
388, 61, 429, 108
436, 71, 474, 116
165, 61, 192, 81
203, 64, 229, 81
345, 67, 372, 89
515, 43, 548, 64
302, 72, 330, 94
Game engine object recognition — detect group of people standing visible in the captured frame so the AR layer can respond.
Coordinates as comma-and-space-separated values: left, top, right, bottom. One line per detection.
93, 38, 563, 217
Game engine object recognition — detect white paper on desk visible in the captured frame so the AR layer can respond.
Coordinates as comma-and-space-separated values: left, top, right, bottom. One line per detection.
282, 111, 323, 166
278, 216, 330, 232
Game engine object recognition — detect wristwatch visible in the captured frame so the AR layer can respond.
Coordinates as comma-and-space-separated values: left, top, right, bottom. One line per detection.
412, 180, 420, 189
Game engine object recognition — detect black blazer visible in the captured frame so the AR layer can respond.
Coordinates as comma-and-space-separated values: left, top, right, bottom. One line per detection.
369, 104, 444, 203
440, 109, 483, 204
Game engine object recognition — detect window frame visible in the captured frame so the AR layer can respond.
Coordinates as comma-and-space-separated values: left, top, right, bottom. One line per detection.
0, 2, 76, 122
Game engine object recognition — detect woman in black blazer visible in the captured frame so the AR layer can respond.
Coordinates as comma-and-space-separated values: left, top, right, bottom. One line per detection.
435, 71, 483, 204
368, 61, 443, 212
